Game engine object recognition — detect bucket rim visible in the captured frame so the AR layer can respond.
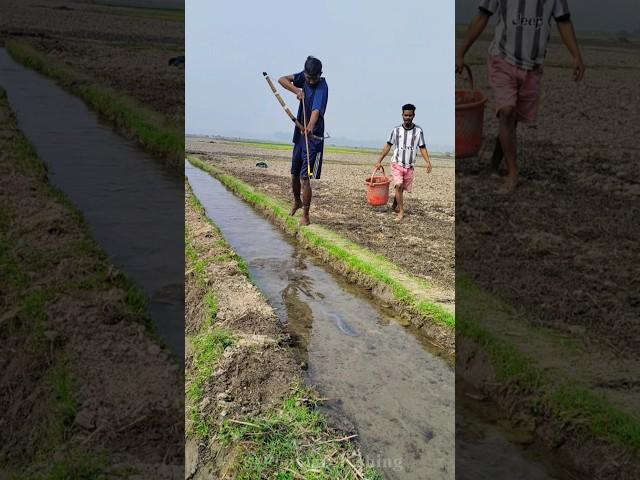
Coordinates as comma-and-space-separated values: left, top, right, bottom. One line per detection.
365, 178, 390, 186
455, 88, 487, 111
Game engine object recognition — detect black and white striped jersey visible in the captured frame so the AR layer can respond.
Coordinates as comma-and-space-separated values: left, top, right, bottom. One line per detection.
387, 124, 426, 168
479, 0, 571, 70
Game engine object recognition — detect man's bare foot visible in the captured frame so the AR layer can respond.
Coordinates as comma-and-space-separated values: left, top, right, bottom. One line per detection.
290, 200, 302, 216
395, 211, 404, 221
498, 174, 518, 194
300, 215, 310, 226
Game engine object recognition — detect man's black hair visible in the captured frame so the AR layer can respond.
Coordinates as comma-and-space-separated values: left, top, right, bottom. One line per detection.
402, 103, 416, 112
304, 56, 322, 77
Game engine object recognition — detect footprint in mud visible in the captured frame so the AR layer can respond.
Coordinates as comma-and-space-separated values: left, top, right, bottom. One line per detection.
326, 311, 359, 337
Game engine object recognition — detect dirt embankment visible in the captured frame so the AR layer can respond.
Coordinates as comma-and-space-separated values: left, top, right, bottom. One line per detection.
186, 139, 455, 293
185, 184, 380, 479
455, 36, 640, 477
0, 0, 184, 125
0, 89, 183, 477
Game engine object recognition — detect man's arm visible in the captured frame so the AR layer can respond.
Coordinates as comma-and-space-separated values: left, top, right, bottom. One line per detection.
419, 146, 432, 173
278, 74, 304, 100
305, 110, 320, 135
375, 143, 392, 169
556, 20, 585, 82
456, 13, 490, 73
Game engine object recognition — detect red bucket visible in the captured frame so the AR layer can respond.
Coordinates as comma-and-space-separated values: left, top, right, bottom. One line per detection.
456, 65, 487, 159
365, 166, 390, 206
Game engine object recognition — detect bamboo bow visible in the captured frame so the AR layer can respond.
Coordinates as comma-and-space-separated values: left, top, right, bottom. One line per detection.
262, 72, 324, 142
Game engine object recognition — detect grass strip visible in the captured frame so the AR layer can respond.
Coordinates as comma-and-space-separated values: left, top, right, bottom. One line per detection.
231, 140, 451, 157
187, 155, 454, 329
5, 40, 183, 168
218, 387, 383, 480
458, 274, 640, 450
234, 140, 378, 155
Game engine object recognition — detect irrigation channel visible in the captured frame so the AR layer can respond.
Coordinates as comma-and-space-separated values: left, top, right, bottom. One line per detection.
186, 160, 453, 478
0, 48, 184, 356
186, 160, 582, 480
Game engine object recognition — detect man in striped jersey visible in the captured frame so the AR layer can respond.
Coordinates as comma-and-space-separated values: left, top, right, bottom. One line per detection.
456, 0, 584, 193
375, 104, 432, 221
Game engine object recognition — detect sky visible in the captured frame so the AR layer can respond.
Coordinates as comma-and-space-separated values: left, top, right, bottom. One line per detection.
456, 0, 640, 33
186, 0, 455, 151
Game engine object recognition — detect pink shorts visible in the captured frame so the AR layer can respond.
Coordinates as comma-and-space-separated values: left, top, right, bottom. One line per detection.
488, 55, 543, 124
391, 162, 414, 193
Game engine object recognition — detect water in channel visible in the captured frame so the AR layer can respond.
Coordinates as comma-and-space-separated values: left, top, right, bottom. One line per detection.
0, 48, 184, 357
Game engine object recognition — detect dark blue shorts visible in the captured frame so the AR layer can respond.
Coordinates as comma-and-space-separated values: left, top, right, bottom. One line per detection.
291, 138, 324, 179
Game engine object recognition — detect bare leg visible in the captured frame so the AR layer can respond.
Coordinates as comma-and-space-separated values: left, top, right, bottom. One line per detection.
497, 107, 518, 193
490, 137, 503, 173
300, 178, 312, 225
392, 196, 399, 213
395, 185, 404, 221
491, 120, 518, 175
290, 175, 302, 216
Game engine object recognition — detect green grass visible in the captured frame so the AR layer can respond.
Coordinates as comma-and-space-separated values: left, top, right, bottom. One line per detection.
531, 325, 585, 353
48, 362, 77, 446
187, 328, 235, 402
5, 40, 183, 168
206, 292, 218, 320
187, 155, 454, 329
218, 388, 383, 480
457, 274, 640, 450
234, 140, 378, 155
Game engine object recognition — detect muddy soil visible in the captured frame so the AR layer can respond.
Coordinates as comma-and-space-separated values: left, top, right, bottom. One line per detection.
457, 38, 640, 353
185, 185, 373, 478
185, 139, 455, 293
455, 35, 640, 476
457, 336, 640, 479
0, 0, 184, 124
0, 91, 182, 477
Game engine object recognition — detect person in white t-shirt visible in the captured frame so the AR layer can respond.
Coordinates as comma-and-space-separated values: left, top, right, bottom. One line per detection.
375, 104, 432, 221
456, 0, 584, 193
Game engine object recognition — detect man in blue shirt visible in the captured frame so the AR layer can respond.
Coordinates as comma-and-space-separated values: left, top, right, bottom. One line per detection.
278, 56, 328, 226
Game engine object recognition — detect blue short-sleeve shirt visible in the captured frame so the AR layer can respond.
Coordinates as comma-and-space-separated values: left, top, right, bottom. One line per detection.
292, 71, 328, 144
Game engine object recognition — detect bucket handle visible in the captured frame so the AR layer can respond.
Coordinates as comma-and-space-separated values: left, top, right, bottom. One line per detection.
458, 64, 474, 90
369, 165, 386, 184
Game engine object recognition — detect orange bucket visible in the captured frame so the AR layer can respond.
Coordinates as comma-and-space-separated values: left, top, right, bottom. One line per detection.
365, 166, 390, 206
456, 64, 487, 159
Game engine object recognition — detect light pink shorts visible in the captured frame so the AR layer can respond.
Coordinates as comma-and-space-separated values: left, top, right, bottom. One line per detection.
391, 162, 414, 193
488, 55, 543, 124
